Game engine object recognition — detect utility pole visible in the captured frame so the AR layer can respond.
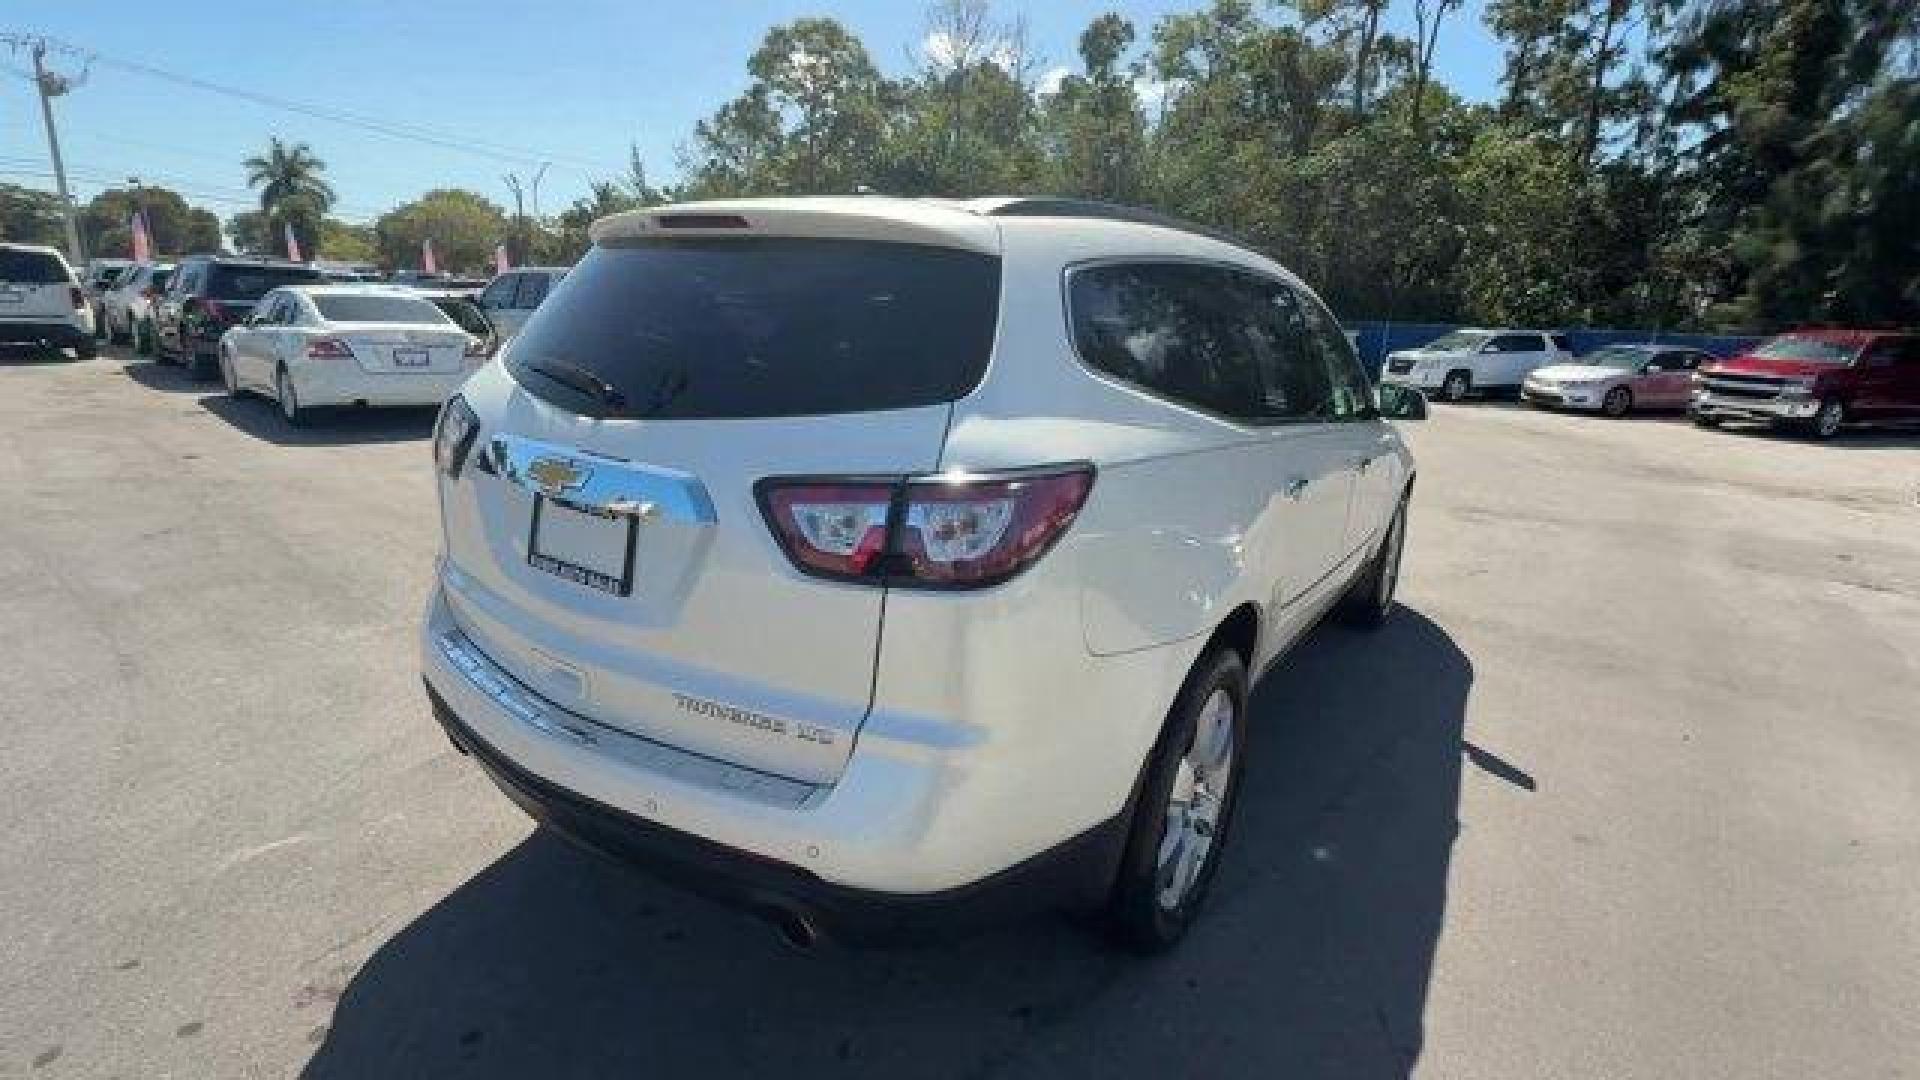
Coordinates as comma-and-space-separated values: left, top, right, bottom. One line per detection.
29, 40, 85, 264
502, 172, 526, 265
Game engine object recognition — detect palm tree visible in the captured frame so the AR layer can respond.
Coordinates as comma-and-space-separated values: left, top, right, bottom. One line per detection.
243, 138, 335, 217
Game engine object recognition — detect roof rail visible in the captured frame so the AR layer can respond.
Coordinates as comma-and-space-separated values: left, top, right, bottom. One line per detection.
980, 198, 1271, 260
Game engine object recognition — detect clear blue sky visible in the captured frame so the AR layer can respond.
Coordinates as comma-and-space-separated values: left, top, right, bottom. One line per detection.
2, 1, 1500, 225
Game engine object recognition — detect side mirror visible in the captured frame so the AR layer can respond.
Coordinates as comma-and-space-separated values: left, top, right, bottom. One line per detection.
1377, 383, 1429, 421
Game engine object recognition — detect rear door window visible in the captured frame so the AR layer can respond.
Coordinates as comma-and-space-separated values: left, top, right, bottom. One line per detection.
1492, 333, 1545, 353
0, 249, 70, 283
506, 238, 1001, 419
1069, 262, 1333, 424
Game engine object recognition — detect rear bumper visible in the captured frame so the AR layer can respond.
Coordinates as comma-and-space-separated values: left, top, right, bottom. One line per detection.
420, 589, 1130, 944
0, 317, 89, 344
426, 678, 1126, 944
289, 363, 474, 408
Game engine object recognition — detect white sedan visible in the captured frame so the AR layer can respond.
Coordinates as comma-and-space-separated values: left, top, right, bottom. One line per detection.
219, 285, 484, 425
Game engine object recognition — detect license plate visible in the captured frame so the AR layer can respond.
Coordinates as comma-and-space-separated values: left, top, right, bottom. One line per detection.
394, 347, 430, 368
528, 497, 636, 596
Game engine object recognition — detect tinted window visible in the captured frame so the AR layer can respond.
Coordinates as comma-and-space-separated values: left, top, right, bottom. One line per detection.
206, 264, 324, 301
1550, 333, 1572, 351
149, 268, 173, 291
314, 294, 449, 324
1753, 335, 1855, 364
0, 249, 70, 283
1070, 262, 1332, 423
433, 298, 492, 337
513, 274, 548, 308
507, 238, 1001, 419
1492, 333, 1545, 353
479, 275, 516, 308
1291, 286, 1374, 419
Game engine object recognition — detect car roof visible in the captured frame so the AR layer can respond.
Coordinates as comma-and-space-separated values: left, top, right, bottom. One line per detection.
272, 284, 437, 298
2, 242, 66, 256
590, 196, 1284, 268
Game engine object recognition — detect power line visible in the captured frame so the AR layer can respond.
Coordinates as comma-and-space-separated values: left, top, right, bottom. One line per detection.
35, 35, 624, 175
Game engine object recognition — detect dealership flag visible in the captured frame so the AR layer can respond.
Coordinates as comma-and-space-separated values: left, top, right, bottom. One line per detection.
494, 244, 510, 275
422, 238, 438, 275
129, 210, 152, 262
283, 221, 302, 263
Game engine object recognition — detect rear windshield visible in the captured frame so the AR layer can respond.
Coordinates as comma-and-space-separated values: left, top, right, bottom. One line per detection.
207, 264, 324, 301
0, 249, 71, 283
1753, 335, 1857, 364
313, 294, 449, 324
506, 238, 1001, 419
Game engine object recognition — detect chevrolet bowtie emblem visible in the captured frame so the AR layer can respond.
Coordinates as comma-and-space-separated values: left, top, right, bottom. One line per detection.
527, 455, 590, 496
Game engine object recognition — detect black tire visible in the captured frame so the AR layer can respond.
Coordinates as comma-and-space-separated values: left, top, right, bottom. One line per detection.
1807, 398, 1846, 440
1690, 411, 1721, 428
220, 346, 250, 399
135, 318, 154, 356
1602, 385, 1633, 418
1337, 495, 1408, 629
276, 365, 309, 427
1440, 370, 1471, 402
185, 349, 217, 380
73, 338, 98, 361
1106, 648, 1250, 953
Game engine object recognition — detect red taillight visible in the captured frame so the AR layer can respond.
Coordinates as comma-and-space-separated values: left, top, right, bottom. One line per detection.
756, 465, 1094, 589
70, 286, 85, 309
305, 337, 355, 359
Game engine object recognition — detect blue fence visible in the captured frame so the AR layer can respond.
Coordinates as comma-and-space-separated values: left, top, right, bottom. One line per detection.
1343, 321, 1763, 374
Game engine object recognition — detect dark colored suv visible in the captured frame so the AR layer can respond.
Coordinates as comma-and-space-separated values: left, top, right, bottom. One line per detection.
155, 256, 325, 378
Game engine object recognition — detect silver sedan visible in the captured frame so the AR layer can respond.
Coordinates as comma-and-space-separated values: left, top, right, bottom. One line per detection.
1522, 344, 1715, 416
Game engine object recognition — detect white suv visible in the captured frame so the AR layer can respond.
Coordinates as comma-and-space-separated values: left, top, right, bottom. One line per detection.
421, 197, 1422, 950
1380, 327, 1572, 401
0, 244, 96, 359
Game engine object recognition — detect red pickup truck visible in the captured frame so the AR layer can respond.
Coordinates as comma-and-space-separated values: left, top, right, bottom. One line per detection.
1690, 329, 1920, 438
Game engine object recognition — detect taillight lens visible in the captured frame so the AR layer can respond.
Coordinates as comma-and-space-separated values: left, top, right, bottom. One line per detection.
758, 482, 895, 579
306, 337, 355, 359
434, 394, 480, 478
756, 464, 1094, 589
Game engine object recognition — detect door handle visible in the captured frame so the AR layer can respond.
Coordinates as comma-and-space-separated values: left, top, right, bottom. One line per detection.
1283, 477, 1309, 501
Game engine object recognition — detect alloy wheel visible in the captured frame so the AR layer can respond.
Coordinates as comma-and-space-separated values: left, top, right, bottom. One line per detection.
1156, 688, 1237, 911
1604, 386, 1631, 417
1815, 400, 1844, 438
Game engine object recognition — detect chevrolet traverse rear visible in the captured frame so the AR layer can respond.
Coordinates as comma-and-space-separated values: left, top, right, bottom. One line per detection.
422, 197, 1420, 950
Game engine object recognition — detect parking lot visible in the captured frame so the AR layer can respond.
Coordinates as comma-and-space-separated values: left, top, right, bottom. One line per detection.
3, 344, 1917, 1078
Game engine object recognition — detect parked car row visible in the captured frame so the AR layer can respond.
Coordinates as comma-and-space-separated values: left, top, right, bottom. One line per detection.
1382, 324, 1919, 439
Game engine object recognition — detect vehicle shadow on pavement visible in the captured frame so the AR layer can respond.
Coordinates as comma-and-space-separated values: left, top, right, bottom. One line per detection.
121, 357, 438, 445
304, 609, 1472, 1080
0, 344, 86, 365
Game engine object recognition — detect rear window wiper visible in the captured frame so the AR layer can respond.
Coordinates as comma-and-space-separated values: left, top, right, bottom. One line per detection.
523, 356, 629, 412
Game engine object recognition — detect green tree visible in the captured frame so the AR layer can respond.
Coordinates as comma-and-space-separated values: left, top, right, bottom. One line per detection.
318, 219, 379, 263
243, 138, 334, 216
1041, 14, 1149, 200
882, 1, 1046, 195
0, 184, 71, 247
80, 186, 221, 258
682, 18, 892, 195
373, 189, 510, 274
